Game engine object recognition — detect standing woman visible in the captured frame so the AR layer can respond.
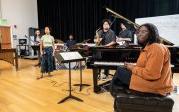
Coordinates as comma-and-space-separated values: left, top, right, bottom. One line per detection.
111, 23, 173, 96
37, 26, 55, 79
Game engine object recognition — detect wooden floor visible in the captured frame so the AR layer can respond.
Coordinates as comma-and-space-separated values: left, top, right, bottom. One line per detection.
0, 59, 179, 112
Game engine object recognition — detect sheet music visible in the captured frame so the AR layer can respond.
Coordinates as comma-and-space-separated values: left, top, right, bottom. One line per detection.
60, 52, 83, 61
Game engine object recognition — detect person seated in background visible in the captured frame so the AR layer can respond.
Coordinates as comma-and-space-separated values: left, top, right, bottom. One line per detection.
35, 29, 41, 45
34, 29, 41, 66
66, 34, 76, 48
112, 23, 173, 97
118, 23, 132, 39
117, 23, 133, 46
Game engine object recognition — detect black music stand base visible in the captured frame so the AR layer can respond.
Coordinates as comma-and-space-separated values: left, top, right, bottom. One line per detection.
58, 94, 83, 104
73, 61, 90, 91
58, 62, 83, 104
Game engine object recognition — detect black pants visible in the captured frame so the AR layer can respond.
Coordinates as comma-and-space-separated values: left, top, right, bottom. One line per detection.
112, 66, 131, 88
94, 51, 110, 77
112, 66, 164, 96
110, 67, 131, 98
111, 67, 131, 112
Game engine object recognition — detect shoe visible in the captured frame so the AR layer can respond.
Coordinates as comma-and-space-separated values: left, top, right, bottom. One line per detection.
36, 75, 43, 80
48, 73, 53, 77
101, 74, 109, 81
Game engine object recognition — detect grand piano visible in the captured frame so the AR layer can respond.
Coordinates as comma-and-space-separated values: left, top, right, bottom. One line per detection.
86, 45, 179, 93
86, 8, 179, 93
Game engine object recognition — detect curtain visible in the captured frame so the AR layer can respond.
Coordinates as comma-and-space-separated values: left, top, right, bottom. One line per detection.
37, 0, 179, 42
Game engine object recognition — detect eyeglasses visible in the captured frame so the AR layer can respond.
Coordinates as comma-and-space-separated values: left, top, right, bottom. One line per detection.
136, 30, 149, 34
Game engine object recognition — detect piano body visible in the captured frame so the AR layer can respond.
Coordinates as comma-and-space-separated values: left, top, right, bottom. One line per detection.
86, 45, 179, 93
86, 45, 141, 93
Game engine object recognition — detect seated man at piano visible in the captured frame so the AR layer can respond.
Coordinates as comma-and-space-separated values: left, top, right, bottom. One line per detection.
94, 19, 116, 47
116, 23, 133, 46
112, 23, 173, 97
94, 19, 116, 79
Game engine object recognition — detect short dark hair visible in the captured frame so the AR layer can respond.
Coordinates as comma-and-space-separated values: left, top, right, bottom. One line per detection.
69, 34, 74, 37
139, 23, 161, 44
102, 19, 112, 26
120, 22, 129, 29
35, 29, 40, 34
35, 29, 40, 31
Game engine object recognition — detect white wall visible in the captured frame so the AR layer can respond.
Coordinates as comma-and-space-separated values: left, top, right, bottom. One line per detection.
1, 0, 38, 48
0, 0, 2, 18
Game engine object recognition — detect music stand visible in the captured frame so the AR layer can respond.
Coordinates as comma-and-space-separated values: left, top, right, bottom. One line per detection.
73, 61, 90, 91
55, 51, 85, 103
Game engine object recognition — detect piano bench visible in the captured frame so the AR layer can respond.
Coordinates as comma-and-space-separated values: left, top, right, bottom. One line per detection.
114, 93, 174, 112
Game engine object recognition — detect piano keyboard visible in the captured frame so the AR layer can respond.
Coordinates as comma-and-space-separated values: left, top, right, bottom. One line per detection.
94, 61, 136, 67
94, 61, 174, 68
94, 61, 124, 67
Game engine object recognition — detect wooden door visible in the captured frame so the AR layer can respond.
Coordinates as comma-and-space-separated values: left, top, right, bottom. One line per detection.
0, 26, 11, 49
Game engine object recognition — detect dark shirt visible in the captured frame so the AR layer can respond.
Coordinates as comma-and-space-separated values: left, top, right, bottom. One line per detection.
118, 29, 132, 39
98, 29, 116, 45
66, 40, 76, 48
